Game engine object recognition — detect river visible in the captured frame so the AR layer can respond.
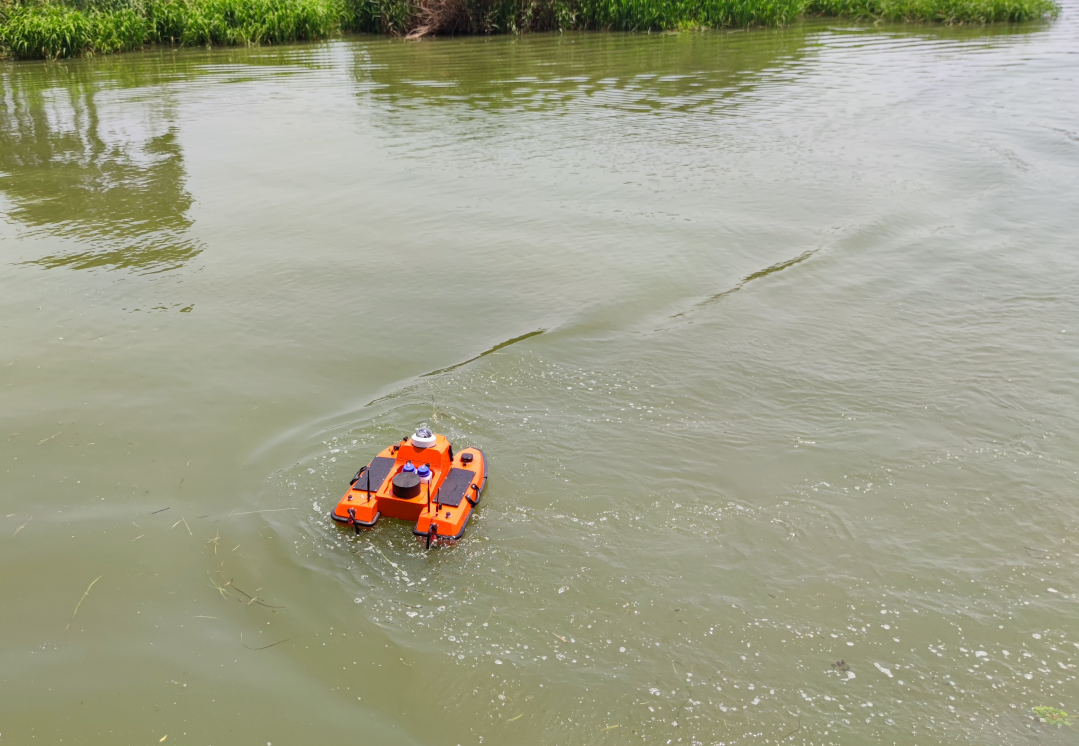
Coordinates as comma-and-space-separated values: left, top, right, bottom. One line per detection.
1, 9, 1077, 745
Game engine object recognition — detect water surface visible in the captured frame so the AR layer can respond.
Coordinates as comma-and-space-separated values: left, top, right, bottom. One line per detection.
1, 11, 1078, 745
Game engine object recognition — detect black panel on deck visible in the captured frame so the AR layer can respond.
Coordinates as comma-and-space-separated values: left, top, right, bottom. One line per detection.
437, 468, 476, 508
354, 457, 396, 494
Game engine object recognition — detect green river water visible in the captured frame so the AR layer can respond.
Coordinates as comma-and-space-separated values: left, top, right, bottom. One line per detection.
2, 11, 1078, 746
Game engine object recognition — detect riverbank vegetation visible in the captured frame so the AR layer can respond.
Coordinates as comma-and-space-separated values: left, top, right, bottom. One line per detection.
0, 0, 1059, 59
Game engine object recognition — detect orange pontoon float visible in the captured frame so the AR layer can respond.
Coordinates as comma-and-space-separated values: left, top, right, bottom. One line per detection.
332, 428, 487, 547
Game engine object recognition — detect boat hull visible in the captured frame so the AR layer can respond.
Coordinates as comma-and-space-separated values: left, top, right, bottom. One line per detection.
332, 434, 486, 545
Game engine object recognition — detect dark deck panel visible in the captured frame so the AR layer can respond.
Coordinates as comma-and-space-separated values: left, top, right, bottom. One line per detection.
436, 467, 477, 508
354, 456, 396, 495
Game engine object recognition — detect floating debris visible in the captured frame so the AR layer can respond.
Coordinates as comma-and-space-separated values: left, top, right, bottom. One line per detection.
1033, 706, 1071, 727
12, 515, 32, 536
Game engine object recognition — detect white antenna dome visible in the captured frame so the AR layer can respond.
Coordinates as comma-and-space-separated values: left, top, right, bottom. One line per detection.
412, 427, 436, 449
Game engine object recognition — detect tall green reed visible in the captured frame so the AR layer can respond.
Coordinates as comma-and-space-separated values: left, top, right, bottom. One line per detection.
805, 0, 1058, 21
2, 4, 92, 58
1, 0, 341, 57
148, 0, 339, 46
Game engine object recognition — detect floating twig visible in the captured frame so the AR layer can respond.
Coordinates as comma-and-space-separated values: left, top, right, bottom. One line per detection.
241, 633, 290, 650
13, 516, 32, 536
72, 576, 102, 619
38, 431, 62, 445
601, 724, 619, 731
209, 576, 231, 600
373, 547, 398, 568
507, 713, 523, 722
228, 508, 298, 518
216, 568, 285, 609
551, 632, 567, 643
151, 507, 171, 515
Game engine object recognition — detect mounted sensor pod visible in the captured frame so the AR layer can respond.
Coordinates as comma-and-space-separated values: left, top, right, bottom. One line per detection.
412, 427, 436, 449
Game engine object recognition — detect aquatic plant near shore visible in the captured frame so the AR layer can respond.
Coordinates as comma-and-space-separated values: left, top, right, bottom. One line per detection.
2, 4, 94, 58
804, 0, 1058, 23
344, 0, 1058, 35
150, 0, 340, 46
0, 0, 339, 57
0, 0, 1060, 59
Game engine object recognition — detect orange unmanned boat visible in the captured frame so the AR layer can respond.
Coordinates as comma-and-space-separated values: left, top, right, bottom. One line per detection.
332, 428, 487, 547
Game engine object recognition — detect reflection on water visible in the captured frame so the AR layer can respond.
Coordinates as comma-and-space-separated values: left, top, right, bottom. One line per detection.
0, 25, 1047, 277
0, 61, 201, 273
353, 22, 1049, 122
356, 29, 812, 113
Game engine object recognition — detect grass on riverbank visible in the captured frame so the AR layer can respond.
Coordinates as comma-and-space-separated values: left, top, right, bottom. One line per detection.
0, 0, 1060, 59
0, 0, 338, 58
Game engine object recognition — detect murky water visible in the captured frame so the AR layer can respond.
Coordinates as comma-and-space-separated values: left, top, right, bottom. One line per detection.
2, 9, 1078, 745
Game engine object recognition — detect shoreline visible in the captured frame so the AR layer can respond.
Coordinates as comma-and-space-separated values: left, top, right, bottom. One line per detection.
0, 0, 1061, 60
